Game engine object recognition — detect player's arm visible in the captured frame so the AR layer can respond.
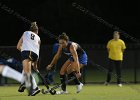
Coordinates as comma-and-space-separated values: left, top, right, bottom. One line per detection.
47, 45, 62, 70
106, 41, 110, 52
38, 39, 41, 46
70, 43, 80, 73
38, 39, 41, 51
107, 48, 110, 52
17, 34, 23, 51
121, 41, 126, 53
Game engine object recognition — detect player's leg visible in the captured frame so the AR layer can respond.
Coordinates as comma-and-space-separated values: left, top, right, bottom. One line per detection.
0, 65, 23, 83
105, 59, 114, 85
30, 74, 40, 96
58, 60, 71, 94
115, 60, 122, 87
18, 70, 26, 92
67, 53, 87, 93
31, 61, 40, 93
67, 63, 84, 93
21, 51, 41, 96
22, 59, 33, 96
18, 70, 40, 94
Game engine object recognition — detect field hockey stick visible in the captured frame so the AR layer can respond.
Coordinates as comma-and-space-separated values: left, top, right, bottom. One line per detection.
42, 76, 76, 94
33, 68, 56, 95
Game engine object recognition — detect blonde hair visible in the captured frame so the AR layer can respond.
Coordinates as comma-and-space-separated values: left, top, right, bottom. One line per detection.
30, 21, 38, 32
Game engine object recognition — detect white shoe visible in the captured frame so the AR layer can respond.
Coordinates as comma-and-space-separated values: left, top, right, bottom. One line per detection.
56, 90, 69, 94
118, 84, 122, 87
76, 83, 83, 93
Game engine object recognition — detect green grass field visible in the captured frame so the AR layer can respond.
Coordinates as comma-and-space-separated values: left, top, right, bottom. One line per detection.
0, 84, 140, 100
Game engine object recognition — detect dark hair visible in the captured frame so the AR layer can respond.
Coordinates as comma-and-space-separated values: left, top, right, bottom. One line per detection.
58, 32, 69, 41
113, 31, 120, 34
30, 22, 38, 32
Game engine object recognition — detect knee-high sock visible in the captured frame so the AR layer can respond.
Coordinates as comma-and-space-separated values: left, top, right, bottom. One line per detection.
60, 75, 66, 91
20, 70, 25, 84
21, 70, 37, 89
2, 65, 23, 83
31, 75, 37, 89
24, 73, 33, 88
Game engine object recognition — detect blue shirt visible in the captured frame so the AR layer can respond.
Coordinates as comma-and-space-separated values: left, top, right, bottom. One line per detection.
52, 43, 59, 55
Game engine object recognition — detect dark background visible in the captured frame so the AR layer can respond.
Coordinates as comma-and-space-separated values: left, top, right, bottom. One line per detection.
0, 0, 140, 46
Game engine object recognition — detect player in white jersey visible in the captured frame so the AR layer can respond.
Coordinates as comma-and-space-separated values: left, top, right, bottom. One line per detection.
17, 22, 41, 96
21, 30, 40, 56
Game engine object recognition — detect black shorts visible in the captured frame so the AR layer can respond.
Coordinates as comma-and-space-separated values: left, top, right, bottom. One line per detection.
21, 51, 38, 62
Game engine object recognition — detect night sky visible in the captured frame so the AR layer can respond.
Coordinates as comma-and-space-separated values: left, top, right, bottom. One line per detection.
0, 0, 140, 46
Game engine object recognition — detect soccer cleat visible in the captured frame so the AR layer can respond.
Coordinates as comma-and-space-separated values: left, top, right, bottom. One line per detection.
18, 83, 26, 92
56, 90, 69, 94
118, 84, 122, 87
30, 87, 41, 96
76, 83, 83, 93
27, 85, 33, 96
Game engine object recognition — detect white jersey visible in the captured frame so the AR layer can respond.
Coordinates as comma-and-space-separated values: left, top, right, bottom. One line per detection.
21, 31, 40, 56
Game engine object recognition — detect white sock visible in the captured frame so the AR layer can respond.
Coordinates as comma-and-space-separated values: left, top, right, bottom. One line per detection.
20, 70, 38, 89
24, 73, 32, 88
20, 70, 25, 84
2, 66, 23, 83
32, 75, 38, 89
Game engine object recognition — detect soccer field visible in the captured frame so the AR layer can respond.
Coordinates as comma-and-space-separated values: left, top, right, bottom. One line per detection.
0, 84, 140, 100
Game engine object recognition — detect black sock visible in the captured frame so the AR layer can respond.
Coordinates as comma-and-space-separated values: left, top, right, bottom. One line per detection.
60, 75, 66, 91
68, 72, 80, 85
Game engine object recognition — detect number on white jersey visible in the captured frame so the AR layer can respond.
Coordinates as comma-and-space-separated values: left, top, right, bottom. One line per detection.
31, 34, 35, 40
